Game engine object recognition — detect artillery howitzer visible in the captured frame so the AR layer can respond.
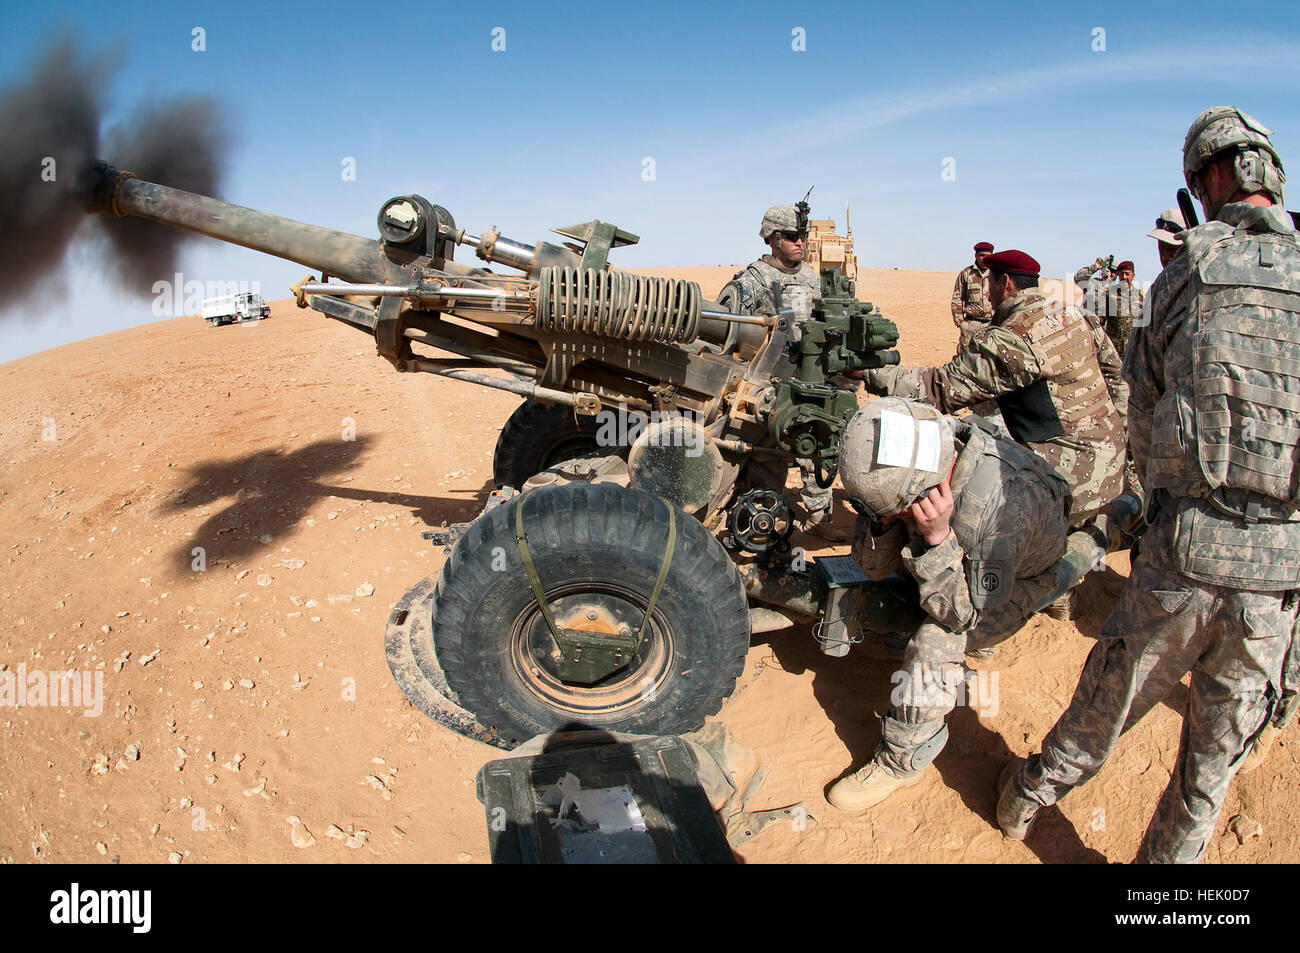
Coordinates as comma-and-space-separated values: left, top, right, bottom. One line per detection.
84, 163, 1136, 747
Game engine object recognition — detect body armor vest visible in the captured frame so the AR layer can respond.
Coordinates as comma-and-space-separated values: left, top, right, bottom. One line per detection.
1186, 215, 1300, 514
997, 296, 1115, 448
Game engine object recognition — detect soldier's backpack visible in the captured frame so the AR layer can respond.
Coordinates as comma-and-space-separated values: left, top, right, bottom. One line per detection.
1188, 209, 1300, 514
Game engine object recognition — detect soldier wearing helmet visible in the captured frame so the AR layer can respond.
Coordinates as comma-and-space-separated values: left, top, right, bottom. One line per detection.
723, 202, 836, 538
824, 397, 1071, 811
999, 107, 1300, 863
722, 204, 824, 333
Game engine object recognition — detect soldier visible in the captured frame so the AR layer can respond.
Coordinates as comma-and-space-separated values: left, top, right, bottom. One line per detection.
1148, 207, 1187, 270
723, 204, 836, 539
825, 397, 1071, 810
1099, 260, 1144, 356
726, 204, 823, 333
998, 106, 1300, 863
951, 242, 995, 352
863, 249, 1127, 531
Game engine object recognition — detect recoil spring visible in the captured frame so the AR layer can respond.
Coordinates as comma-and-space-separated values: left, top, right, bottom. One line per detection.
535, 266, 700, 344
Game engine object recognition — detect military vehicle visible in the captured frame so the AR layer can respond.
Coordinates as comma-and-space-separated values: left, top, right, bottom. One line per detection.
804, 208, 858, 284
82, 162, 1134, 748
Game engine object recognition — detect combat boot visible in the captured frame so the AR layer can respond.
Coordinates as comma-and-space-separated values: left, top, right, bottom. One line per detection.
996, 758, 1039, 840
800, 510, 849, 544
1041, 590, 1075, 621
826, 760, 925, 811
1239, 723, 1281, 775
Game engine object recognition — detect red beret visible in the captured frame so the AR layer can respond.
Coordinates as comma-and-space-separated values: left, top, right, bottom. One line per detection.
984, 249, 1040, 277
973, 241, 994, 252
1117, 260, 1134, 271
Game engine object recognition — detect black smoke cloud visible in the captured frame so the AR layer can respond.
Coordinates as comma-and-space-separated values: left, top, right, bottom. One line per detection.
0, 31, 228, 316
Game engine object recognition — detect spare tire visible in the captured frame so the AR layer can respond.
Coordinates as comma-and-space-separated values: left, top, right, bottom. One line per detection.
431, 483, 751, 745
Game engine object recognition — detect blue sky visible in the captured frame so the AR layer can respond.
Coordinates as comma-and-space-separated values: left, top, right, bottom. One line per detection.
1, 0, 1298, 362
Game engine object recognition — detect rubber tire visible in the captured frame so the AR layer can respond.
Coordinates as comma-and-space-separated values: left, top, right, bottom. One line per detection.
492, 399, 610, 489
431, 483, 752, 746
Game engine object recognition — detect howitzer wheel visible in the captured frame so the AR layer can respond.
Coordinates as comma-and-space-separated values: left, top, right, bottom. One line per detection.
492, 399, 608, 489
429, 483, 752, 746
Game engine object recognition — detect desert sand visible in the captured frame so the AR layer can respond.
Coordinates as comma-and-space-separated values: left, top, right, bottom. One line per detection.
0, 266, 1293, 864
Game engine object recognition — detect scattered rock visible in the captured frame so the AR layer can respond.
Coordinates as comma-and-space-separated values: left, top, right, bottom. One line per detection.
1228, 813, 1262, 845
355, 582, 375, 598
283, 558, 306, 570
96, 842, 108, 855
327, 593, 353, 605
236, 569, 252, 580
167, 852, 183, 865
239, 678, 255, 689
256, 574, 273, 587
282, 817, 313, 848
123, 744, 140, 761
138, 650, 160, 667
242, 778, 267, 797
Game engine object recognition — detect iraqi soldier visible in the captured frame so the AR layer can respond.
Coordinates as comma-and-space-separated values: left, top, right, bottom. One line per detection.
1148, 207, 1187, 270
998, 106, 1300, 863
1099, 260, 1144, 355
864, 249, 1127, 529
951, 242, 995, 352
825, 397, 1071, 810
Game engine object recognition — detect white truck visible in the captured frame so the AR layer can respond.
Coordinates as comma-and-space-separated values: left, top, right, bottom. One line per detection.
201, 292, 270, 326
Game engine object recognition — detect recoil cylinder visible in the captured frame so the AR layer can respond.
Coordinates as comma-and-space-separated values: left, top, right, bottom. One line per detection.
535, 266, 701, 344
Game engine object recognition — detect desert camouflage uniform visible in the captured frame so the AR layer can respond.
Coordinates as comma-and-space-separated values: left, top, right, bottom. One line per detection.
867, 288, 1127, 525
851, 418, 1071, 775
1004, 203, 1300, 863
1098, 279, 1146, 356
951, 264, 993, 351
731, 256, 829, 521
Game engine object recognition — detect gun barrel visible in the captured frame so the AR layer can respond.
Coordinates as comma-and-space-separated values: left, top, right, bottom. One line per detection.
91, 162, 400, 284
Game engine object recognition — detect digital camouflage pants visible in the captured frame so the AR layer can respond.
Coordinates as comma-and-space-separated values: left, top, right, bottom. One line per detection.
1011, 512, 1296, 863
873, 568, 1059, 777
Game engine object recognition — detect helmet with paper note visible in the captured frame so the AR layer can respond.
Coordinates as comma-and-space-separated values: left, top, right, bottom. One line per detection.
839, 398, 955, 518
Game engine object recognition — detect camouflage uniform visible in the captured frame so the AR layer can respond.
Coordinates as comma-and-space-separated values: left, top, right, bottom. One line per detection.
1003, 203, 1300, 863
851, 418, 1071, 775
1098, 279, 1145, 356
730, 255, 823, 337
867, 288, 1127, 525
951, 264, 993, 351
730, 256, 829, 523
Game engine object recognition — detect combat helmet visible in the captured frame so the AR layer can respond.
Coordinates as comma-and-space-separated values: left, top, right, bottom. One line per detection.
840, 398, 956, 519
1183, 106, 1285, 218
759, 205, 800, 241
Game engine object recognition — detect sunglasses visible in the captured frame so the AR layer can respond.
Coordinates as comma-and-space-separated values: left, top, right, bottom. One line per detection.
779, 231, 807, 242
1155, 218, 1183, 233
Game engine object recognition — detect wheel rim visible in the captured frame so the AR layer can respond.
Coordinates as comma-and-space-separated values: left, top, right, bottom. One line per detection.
508, 581, 675, 717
